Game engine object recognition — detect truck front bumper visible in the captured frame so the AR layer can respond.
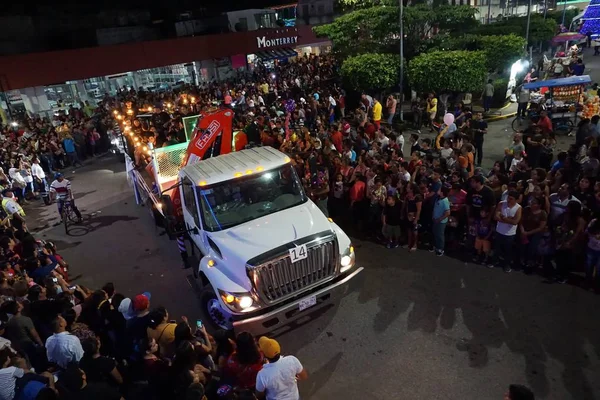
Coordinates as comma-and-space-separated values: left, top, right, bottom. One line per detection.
232, 266, 363, 336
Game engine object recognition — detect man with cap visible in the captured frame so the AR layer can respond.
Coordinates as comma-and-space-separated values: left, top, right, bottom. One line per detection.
125, 292, 152, 358
255, 336, 308, 400
1, 188, 25, 231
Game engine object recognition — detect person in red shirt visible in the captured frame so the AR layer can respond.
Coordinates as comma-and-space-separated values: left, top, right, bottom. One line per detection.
223, 332, 264, 390
535, 110, 553, 135
330, 125, 343, 152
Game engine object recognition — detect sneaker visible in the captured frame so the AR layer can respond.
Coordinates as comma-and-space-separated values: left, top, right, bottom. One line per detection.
556, 277, 567, 284
429, 247, 435, 253
436, 250, 444, 257
504, 267, 512, 273
386, 243, 393, 249
392, 243, 399, 249
409, 246, 417, 252
487, 263, 495, 269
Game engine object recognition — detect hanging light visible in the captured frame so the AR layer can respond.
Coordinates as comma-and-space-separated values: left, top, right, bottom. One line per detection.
113, 110, 118, 115
126, 109, 133, 115
147, 106, 153, 112
191, 97, 196, 103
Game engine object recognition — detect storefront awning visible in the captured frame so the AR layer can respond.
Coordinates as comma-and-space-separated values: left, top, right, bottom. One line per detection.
254, 48, 298, 61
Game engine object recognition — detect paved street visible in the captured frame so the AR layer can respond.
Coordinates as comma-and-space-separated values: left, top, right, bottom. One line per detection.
27, 152, 600, 400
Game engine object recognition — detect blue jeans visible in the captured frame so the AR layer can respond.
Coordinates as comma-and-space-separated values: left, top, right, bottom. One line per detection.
495, 233, 515, 266
586, 248, 600, 285
67, 151, 81, 166
519, 232, 542, 266
387, 113, 394, 125
432, 222, 447, 251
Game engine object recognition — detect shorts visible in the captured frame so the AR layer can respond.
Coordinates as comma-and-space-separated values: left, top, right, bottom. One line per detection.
383, 224, 401, 239
474, 237, 491, 253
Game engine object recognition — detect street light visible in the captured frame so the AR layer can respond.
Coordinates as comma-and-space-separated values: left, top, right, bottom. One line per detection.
399, 0, 404, 121
525, 0, 532, 59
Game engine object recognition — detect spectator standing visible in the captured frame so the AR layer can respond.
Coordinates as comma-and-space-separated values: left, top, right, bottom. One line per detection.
426, 93, 438, 132
45, 314, 85, 369
472, 112, 488, 167
256, 337, 308, 400
224, 332, 264, 390
431, 186, 451, 256
493, 191, 522, 272
382, 195, 402, 249
62, 135, 82, 167
386, 95, 397, 125
372, 99, 382, 130
482, 79, 494, 113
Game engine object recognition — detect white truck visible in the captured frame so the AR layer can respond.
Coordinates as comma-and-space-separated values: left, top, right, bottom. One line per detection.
122, 111, 362, 335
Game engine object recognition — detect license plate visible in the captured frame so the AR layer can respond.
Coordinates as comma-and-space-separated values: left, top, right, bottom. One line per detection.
299, 295, 317, 311
289, 244, 308, 263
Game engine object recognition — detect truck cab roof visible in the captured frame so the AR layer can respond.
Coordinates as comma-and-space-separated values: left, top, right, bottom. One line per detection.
181, 147, 291, 187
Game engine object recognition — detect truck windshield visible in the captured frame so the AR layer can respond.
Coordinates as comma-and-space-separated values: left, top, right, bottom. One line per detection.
197, 164, 307, 232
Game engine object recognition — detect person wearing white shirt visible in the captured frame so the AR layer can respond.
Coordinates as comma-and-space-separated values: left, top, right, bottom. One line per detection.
256, 337, 308, 400
45, 315, 84, 369
395, 132, 405, 156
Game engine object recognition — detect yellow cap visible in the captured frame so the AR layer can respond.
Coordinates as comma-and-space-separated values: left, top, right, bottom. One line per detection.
258, 336, 281, 359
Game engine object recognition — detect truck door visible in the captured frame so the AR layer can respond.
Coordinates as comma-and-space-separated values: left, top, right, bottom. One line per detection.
180, 177, 205, 253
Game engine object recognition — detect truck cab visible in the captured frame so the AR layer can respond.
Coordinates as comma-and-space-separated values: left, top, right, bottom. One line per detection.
177, 146, 362, 335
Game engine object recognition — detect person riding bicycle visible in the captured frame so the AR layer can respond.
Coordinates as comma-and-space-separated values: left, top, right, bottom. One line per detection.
50, 173, 82, 222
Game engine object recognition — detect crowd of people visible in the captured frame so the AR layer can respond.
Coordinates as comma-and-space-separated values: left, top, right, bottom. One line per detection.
108, 53, 599, 290
0, 52, 572, 400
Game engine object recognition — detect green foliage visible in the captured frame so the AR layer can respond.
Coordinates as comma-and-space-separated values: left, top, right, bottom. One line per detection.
314, 4, 478, 59
430, 34, 526, 72
313, 7, 399, 56
546, 9, 581, 29
334, 0, 395, 12
408, 50, 487, 93
469, 15, 557, 44
341, 53, 402, 92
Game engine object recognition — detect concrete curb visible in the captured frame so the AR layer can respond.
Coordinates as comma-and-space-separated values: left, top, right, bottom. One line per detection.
484, 112, 517, 123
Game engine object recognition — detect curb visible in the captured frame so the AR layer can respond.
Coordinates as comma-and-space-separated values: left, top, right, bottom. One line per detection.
484, 111, 517, 123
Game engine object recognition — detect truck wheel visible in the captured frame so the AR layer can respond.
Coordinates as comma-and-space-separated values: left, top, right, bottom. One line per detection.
199, 286, 233, 332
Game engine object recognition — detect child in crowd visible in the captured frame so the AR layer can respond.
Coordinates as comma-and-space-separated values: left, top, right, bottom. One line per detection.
474, 207, 493, 265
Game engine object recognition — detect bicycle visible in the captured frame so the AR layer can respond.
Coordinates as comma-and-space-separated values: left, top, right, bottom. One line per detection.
58, 197, 78, 234
511, 107, 574, 135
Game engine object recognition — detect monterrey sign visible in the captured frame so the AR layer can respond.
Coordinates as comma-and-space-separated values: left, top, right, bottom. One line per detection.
256, 35, 298, 49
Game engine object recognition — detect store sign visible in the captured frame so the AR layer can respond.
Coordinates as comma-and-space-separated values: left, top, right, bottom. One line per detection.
256, 35, 298, 49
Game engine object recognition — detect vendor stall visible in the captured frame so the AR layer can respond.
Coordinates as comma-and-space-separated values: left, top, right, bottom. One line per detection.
520, 75, 592, 134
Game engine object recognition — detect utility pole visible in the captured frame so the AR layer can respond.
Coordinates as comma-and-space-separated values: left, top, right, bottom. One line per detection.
525, 0, 532, 52
399, 0, 404, 121
562, 0, 567, 25
487, 0, 492, 24
543, 0, 548, 18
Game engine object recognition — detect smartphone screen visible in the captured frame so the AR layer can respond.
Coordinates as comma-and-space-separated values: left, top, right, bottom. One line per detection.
68, 285, 77, 290
52, 278, 58, 283
196, 319, 203, 329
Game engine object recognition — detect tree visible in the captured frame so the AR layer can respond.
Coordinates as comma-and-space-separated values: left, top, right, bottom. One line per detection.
408, 50, 487, 93
313, 6, 399, 56
341, 53, 402, 92
468, 15, 556, 45
314, 4, 478, 59
429, 34, 526, 72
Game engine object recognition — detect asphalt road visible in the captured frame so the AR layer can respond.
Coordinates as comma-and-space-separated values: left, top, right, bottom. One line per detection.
25, 138, 600, 400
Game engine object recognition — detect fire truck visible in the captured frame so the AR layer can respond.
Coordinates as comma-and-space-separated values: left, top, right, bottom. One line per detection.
124, 109, 363, 335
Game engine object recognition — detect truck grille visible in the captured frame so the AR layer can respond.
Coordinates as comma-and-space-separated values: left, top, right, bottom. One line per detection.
247, 234, 338, 304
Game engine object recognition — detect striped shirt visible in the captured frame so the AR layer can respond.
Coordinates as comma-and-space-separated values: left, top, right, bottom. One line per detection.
49, 179, 71, 197
0, 366, 24, 400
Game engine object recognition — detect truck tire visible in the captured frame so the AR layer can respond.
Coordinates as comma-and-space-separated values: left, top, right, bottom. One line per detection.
199, 285, 233, 332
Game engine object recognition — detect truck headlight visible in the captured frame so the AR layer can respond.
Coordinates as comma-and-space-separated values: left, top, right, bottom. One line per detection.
340, 245, 355, 273
218, 290, 257, 312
